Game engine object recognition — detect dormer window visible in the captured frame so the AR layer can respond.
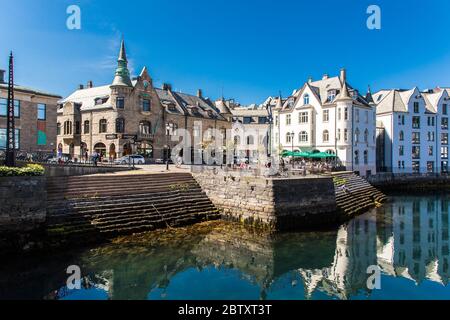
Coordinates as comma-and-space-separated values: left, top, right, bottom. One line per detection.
352, 90, 358, 99
168, 103, 176, 112
303, 94, 310, 105
142, 99, 151, 112
95, 98, 103, 105
327, 90, 336, 102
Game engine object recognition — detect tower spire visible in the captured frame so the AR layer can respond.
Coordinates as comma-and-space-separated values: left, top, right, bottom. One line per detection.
112, 39, 132, 87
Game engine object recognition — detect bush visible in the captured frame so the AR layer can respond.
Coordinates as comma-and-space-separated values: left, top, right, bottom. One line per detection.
0, 164, 45, 177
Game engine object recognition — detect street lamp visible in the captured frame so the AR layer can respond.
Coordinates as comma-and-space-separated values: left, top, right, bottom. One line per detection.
165, 123, 171, 171
291, 131, 295, 169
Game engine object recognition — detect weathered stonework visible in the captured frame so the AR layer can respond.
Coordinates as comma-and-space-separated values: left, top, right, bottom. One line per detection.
193, 168, 337, 230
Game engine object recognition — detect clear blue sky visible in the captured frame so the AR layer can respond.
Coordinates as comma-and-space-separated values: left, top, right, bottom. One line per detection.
1, 0, 449, 104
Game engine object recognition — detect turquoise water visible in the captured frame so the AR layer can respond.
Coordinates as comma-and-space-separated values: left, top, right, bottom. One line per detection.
1, 194, 449, 300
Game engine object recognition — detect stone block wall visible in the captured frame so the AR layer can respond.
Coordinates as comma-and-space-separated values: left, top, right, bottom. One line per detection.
192, 168, 337, 230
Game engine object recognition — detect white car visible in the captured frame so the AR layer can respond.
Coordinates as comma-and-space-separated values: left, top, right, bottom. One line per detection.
114, 155, 145, 165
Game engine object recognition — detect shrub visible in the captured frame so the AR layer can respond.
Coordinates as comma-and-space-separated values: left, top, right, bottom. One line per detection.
0, 164, 45, 177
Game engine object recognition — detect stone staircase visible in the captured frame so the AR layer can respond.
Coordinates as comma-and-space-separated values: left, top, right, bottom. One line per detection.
331, 172, 387, 218
45, 173, 220, 246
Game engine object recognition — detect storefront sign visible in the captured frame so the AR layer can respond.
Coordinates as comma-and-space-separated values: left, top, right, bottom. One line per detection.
106, 134, 118, 140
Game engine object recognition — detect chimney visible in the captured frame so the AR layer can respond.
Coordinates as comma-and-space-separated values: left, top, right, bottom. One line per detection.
0, 70, 5, 84
87, 80, 93, 88
163, 83, 172, 91
79, 84, 84, 90
322, 74, 329, 80
340, 68, 347, 83
197, 89, 203, 98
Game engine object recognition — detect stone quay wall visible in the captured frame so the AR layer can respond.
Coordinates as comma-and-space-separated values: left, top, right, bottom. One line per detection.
0, 176, 47, 254
192, 168, 337, 230
41, 163, 133, 177
367, 173, 450, 191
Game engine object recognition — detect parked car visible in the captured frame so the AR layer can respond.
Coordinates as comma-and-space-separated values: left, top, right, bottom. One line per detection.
155, 158, 174, 164
114, 155, 145, 165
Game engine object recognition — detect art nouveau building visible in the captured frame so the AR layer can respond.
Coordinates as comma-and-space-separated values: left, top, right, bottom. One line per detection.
57, 40, 231, 162
272, 69, 377, 176
374, 87, 450, 173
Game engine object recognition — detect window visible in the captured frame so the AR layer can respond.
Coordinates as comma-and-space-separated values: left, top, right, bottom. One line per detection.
286, 132, 293, 143
57, 123, 61, 135
412, 146, 420, 159
0, 128, 20, 149
37, 104, 46, 120
140, 121, 151, 135
303, 94, 310, 105
413, 102, 419, 113
258, 117, 268, 124
275, 116, 279, 126
337, 108, 341, 121
84, 121, 90, 134
0, 98, 20, 117
344, 129, 348, 141
327, 90, 336, 102
441, 147, 449, 159
355, 109, 360, 123
299, 131, 308, 143
442, 133, 448, 145
412, 161, 420, 173
99, 119, 107, 133
441, 161, 448, 173
116, 118, 125, 133
323, 130, 329, 143
286, 114, 291, 125
116, 97, 125, 109
427, 116, 435, 126
364, 129, 369, 143
75, 121, 80, 134
364, 150, 368, 165
299, 112, 308, 124
428, 145, 434, 156
442, 117, 448, 130
63, 121, 72, 135
412, 132, 420, 144
337, 129, 341, 141
344, 107, 348, 120
412, 116, 420, 129
354, 150, 359, 165
243, 117, 252, 124
398, 115, 405, 125
142, 99, 151, 112
247, 135, 255, 145
443, 104, 448, 115
323, 110, 329, 122
365, 111, 369, 123
427, 161, 434, 173
399, 145, 404, 156
354, 128, 360, 143
399, 130, 404, 141
428, 132, 435, 142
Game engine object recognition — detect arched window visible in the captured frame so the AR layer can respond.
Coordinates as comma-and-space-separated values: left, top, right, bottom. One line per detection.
364, 150, 368, 165
399, 130, 404, 141
323, 130, 329, 143
354, 150, 359, 165
139, 121, 151, 135
286, 132, 293, 143
99, 119, 107, 133
116, 118, 125, 133
84, 120, 90, 134
355, 128, 360, 143
57, 123, 61, 135
246, 135, 254, 145
299, 131, 308, 143
303, 94, 310, 105
364, 129, 369, 143
234, 135, 241, 146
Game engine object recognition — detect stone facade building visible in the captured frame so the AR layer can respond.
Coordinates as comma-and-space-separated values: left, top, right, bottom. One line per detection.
57, 40, 231, 162
0, 70, 61, 155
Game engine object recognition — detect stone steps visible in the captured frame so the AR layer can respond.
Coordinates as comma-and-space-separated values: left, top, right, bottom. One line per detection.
331, 172, 387, 217
44, 173, 219, 245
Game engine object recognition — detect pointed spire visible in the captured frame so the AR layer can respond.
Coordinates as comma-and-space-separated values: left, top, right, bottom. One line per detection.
366, 85, 374, 104
275, 93, 283, 110
112, 38, 133, 87
335, 68, 352, 102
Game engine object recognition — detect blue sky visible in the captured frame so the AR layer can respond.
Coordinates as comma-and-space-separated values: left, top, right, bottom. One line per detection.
1, 0, 449, 104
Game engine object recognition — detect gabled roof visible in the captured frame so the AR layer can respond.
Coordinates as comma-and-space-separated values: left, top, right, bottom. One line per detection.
373, 89, 407, 114
0, 83, 61, 99
60, 85, 112, 111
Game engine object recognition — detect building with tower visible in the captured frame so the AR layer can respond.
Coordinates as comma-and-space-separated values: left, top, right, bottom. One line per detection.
57, 40, 231, 162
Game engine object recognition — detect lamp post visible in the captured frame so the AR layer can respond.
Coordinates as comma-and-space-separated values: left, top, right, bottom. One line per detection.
165, 123, 171, 171
291, 131, 295, 168
5, 52, 15, 167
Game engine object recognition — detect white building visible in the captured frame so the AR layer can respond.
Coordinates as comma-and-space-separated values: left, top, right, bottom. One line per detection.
272, 69, 377, 176
374, 87, 450, 173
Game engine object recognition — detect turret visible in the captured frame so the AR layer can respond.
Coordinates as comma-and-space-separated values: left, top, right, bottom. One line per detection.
111, 39, 133, 87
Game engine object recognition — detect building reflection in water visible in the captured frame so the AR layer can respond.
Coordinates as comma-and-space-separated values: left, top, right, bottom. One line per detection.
1, 196, 448, 300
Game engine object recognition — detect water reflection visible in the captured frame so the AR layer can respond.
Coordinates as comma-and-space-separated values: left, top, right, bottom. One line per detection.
0, 195, 449, 300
